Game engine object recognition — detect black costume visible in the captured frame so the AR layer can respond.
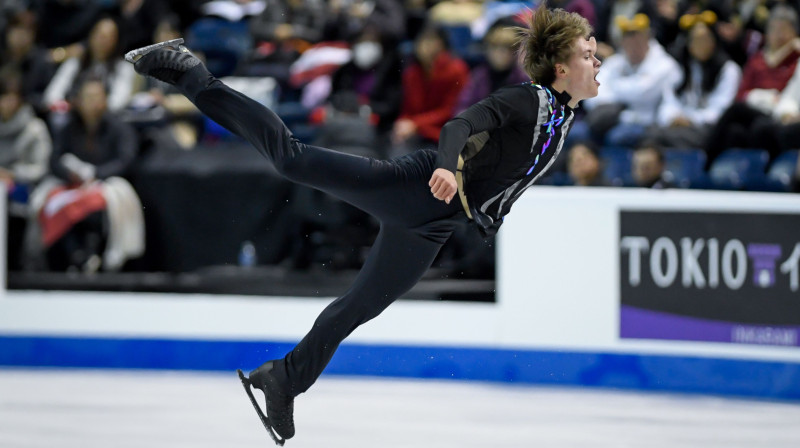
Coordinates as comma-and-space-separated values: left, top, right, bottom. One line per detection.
175, 64, 575, 396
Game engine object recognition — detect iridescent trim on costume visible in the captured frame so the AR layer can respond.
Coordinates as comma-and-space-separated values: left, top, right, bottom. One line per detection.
525, 83, 565, 176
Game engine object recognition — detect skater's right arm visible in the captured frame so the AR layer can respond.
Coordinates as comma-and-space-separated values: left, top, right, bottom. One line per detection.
434, 84, 540, 174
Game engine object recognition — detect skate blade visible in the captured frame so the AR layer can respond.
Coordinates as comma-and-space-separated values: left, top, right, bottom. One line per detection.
237, 369, 286, 446
125, 38, 186, 63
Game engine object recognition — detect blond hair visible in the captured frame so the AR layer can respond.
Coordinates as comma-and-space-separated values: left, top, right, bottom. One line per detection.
516, 3, 593, 85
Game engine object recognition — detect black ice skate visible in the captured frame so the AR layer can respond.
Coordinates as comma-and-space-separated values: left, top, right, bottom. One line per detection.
125, 38, 201, 85
237, 361, 295, 446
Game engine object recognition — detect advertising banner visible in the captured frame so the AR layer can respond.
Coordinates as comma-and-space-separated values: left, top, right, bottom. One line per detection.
620, 211, 800, 347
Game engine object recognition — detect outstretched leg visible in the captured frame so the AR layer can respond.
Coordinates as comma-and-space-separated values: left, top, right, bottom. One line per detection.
133, 47, 459, 226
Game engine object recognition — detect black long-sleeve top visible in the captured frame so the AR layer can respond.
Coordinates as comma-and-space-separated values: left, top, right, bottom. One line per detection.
436, 82, 575, 236
50, 112, 138, 182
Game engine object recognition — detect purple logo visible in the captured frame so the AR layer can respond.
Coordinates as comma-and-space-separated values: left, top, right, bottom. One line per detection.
747, 244, 782, 288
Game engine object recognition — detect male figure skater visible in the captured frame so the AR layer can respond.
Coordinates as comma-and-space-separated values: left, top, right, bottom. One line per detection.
129, 4, 600, 444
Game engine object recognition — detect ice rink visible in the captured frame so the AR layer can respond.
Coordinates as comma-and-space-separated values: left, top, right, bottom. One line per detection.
1, 369, 799, 448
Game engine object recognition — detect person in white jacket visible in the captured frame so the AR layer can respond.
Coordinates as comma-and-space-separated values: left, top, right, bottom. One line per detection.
584, 13, 682, 147
43, 17, 135, 116
646, 12, 741, 148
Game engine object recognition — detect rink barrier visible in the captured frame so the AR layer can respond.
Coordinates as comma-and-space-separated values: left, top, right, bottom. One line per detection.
1, 335, 798, 401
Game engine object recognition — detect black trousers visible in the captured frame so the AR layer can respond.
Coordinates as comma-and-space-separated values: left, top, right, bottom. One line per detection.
178, 66, 467, 395
704, 102, 800, 163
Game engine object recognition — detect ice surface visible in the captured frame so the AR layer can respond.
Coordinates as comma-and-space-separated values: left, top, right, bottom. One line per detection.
1, 369, 798, 448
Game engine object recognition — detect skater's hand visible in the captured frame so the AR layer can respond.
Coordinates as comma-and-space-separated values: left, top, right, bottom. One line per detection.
429, 168, 457, 204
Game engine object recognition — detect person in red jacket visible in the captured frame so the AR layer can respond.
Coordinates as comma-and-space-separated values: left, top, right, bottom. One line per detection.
706, 4, 800, 162
735, 6, 800, 103
390, 25, 469, 155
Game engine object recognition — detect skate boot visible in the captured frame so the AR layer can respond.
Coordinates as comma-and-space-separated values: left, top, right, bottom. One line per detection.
127, 40, 201, 86
237, 361, 295, 445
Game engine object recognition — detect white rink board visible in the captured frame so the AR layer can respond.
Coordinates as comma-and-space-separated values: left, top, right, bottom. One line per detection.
2, 188, 800, 365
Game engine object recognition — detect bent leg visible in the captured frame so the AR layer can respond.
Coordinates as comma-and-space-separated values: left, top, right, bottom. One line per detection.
271, 221, 455, 396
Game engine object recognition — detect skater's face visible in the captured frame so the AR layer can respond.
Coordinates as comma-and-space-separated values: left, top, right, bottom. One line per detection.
558, 36, 601, 103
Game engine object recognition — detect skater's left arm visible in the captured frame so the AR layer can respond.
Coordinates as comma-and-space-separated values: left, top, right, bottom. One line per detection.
434, 84, 539, 174
430, 85, 539, 203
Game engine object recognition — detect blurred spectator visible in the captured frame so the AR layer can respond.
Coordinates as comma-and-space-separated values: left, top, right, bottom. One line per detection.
549, 0, 597, 28
735, 4, 799, 107
113, 0, 171, 53
35, 0, 104, 50
391, 26, 469, 155
247, 0, 327, 85
327, 25, 403, 137
49, 76, 138, 185
653, 0, 732, 53
43, 16, 135, 117
125, 15, 202, 150
0, 11, 56, 116
705, 4, 800, 161
455, 18, 529, 114
584, 13, 682, 147
314, 92, 378, 155
201, 0, 266, 21
32, 75, 143, 272
706, 48, 800, 159
646, 12, 741, 148
567, 140, 608, 186
632, 140, 672, 188
325, 0, 406, 42
0, 69, 52, 270
429, 0, 485, 26
595, 0, 658, 59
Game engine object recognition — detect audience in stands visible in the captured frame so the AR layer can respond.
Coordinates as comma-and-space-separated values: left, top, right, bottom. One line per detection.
391, 25, 469, 156
549, 0, 597, 28
632, 140, 673, 188
325, 24, 404, 140
0, 11, 56, 116
428, 0, 485, 26
3, 0, 800, 277
647, 11, 741, 148
705, 4, 800, 162
594, 0, 659, 59
43, 16, 136, 119
567, 140, 608, 186
456, 18, 529, 114
114, 0, 171, 53
325, 0, 406, 42
248, 0, 327, 85
35, 0, 104, 50
584, 13, 682, 147
0, 70, 52, 270
33, 75, 144, 273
